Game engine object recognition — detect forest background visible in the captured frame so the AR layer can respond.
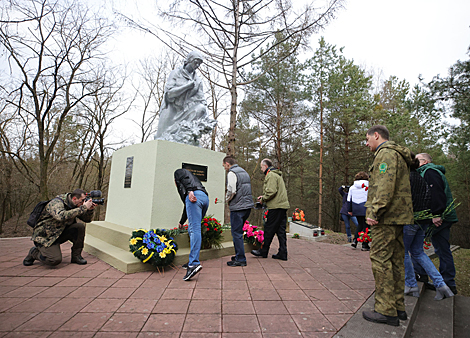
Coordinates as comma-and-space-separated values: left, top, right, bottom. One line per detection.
1, 0, 469, 249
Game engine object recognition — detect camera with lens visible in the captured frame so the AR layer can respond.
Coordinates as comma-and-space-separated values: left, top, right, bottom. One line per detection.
85, 190, 105, 205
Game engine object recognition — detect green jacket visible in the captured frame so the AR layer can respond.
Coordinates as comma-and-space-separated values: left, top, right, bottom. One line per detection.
32, 193, 94, 247
261, 168, 290, 210
417, 163, 458, 223
365, 141, 414, 225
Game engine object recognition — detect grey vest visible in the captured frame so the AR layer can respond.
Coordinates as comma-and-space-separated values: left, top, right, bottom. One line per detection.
228, 165, 254, 211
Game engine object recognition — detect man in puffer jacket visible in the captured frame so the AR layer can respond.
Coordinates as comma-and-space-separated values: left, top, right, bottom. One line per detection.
362, 125, 413, 327
251, 158, 290, 261
347, 171, 369, 250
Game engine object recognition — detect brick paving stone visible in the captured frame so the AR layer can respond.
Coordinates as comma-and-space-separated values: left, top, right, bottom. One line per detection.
112, 278, 145, 288
83, 278, 119, 287
141, 313, 185, 332
222, 280, 248, 290
291, 314, 336, 332
2, 286, 48, 298
324, 313, 353, 330
0, 312, 38, 331
283, 301, 320, 315
222, 300, 255, 315
257, 314, 300, 334
97, 287, 136, 299
0, 297, 25, 312
100, 313, 149, 332
192, 287, 222, 300
152, 299, 190, 314
188, 299, 221, 314
45, 296, 94, 312
2, 332, 52, 338
253, 300, 289, 315
48, 332, 95, 338
67, 286, 107, 298
117, 298, 158, 313
181, 333, 221, 338
130, 287, 164, 300
222, 289, 251, 301
95, 332, 139, 338
161, 288, 193, 300
138, 333, 180, 338
277, 289, 310, 301
58, 312, 112, 331
15, 311, 75, 331
249, 288, 281, 301
182, 314, 222, 333
222, 314, 261, 333
7, 296, 60, 313
81, 298, 126, 312
313, 300, 353, 315
0, 276, 39, 286
35, 286, 78, 298
221, 333, 262, 338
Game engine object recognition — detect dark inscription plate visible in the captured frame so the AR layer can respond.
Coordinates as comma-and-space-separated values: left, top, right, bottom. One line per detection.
124, 156, 134, 188
182, 163, 208, 182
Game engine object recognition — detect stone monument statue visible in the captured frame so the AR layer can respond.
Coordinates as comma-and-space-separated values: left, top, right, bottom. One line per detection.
154, 50, 216, 146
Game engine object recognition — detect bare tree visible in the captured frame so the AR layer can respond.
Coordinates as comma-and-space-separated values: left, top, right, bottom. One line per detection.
120, 0, 344, 155
0, 0, 114, 199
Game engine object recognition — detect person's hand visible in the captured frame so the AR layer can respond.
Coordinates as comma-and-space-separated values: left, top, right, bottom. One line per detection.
188, 191, 197, 202
257, 196, 263, 201
84, 199, 95, 210
348, 212, 353, 216
366, 218, 378, 226
433, 217, 443, 227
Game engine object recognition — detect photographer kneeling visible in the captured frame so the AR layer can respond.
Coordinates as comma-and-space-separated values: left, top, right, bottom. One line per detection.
23, 189, 96, 267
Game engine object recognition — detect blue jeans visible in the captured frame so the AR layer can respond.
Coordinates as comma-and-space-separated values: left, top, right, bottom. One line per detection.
431, 221, 456, 287
403, 224, 445, 288
186, 190, 209, 267
230, 209, 251, 263
341, 214, 358, 238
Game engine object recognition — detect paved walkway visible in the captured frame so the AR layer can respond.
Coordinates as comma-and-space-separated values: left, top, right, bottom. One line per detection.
0, 237, 374, 337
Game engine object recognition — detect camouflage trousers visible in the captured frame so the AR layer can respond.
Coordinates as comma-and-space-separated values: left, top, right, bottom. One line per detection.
32, 223, 85, 266
369, 224, 405, 317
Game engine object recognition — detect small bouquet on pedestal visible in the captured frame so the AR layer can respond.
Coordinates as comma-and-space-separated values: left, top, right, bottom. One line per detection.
292, 208, 305, 222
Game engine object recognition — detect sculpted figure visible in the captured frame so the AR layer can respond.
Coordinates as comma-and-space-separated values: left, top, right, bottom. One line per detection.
155, 51, 216, 146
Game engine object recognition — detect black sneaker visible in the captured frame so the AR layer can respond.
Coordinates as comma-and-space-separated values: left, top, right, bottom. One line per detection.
362, 310, 399, 326
182, 262, 189, 269
183, 264, 202, 281
227, 260, 247, 267
23, 247, 38, 266
272, 254, 287, 261
71, 255, 87, 265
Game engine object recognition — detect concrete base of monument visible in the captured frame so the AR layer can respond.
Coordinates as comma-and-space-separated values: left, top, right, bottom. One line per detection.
84, 221, 249, 274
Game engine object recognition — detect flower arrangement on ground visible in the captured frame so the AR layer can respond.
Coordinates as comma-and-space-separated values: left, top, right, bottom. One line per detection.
292, 233, 300, 239
292, 208, 305, 222
357, 227, 371, 243
243, 220, 264, 247
201, 216, 224, 249
129, 228, 178, 268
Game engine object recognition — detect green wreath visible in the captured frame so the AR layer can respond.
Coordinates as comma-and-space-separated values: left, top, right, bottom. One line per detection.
129, 228, 178, 267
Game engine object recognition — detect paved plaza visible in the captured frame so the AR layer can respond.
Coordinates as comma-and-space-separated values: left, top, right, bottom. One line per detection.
0, 237, 375, 337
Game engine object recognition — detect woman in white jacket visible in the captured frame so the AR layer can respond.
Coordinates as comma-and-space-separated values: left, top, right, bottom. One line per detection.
347, 171, 370, 250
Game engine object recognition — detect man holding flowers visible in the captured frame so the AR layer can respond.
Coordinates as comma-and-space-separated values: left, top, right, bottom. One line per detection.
223, 156, 254, 267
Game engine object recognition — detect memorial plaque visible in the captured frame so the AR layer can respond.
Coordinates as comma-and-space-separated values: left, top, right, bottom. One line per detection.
182, 162, 208, 182
124, 156, 134, 188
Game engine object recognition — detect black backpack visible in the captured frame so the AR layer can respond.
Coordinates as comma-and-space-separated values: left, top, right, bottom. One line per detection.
27, 198, 58, 228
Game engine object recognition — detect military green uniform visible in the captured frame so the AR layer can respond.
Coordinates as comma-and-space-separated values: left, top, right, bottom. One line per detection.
30, 193, 94, 265
365, 141, 413, 317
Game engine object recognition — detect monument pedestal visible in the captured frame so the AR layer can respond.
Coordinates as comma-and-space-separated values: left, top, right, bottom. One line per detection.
84, 140, 243, 273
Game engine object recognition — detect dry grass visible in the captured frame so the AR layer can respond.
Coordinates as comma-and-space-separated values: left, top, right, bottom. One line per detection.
432, 248, 470, 297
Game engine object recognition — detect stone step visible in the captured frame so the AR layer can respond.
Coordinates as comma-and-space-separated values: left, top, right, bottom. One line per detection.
84, 231, 249, 274
333, 283, 424, 338
454, 295, 470, 338
410, 286, 454, 337
85, 221, 191, 251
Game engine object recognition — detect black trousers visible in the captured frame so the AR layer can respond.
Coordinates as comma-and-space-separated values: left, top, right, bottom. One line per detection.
261, 208, 287, 258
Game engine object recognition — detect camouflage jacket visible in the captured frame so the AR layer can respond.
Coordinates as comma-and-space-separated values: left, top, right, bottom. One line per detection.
365, 141, 414, 225
32, 193, 94, 247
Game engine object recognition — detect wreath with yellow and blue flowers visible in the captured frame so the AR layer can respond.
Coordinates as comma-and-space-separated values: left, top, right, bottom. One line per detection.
129, 228, 178, 267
